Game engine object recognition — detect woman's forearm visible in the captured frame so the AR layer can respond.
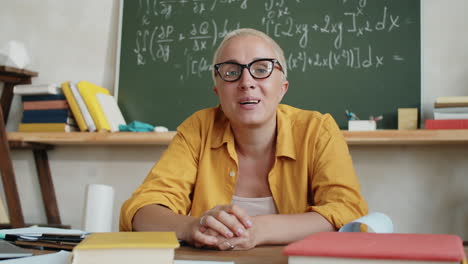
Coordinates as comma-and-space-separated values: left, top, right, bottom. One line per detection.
253, 212, 334, 245
132, 204, 197, 241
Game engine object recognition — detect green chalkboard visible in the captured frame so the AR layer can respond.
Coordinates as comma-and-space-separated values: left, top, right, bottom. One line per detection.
117, 0, 420, 130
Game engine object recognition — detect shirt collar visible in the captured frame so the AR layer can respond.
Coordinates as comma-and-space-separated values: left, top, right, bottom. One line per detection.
275, 105, 297, 160
210, 105, 297, 160
211, 105, 232, 149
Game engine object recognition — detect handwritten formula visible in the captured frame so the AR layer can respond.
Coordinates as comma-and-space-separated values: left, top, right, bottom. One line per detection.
130, 0, 412, 81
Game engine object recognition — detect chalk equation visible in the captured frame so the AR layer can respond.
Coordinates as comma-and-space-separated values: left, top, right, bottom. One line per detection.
130, 0, 412, 80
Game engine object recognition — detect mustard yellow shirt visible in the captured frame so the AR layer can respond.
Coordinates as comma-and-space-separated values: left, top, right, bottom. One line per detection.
120, 104, 368, 231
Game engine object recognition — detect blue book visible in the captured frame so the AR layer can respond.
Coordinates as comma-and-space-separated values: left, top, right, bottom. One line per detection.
21, 94, 66, 102
21, 109, 71, 123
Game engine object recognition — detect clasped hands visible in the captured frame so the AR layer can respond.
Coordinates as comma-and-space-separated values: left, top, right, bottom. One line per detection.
188, 204, 257, 250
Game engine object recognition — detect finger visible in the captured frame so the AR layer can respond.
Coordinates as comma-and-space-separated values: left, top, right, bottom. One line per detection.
217, 238, 240, 251
225, 204, 253, 229
192, 230, 218, 246
217, 240, 235, 251
213, 209, 247, 237
217, 236, 246, 251
204, 228, 220, 237
203, 214, 235, 238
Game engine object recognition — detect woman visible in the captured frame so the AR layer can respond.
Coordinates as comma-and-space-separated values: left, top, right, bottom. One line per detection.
120, 28, 367, 250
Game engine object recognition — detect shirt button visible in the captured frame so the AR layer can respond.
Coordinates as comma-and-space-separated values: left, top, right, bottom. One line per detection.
229, 171, 236, 177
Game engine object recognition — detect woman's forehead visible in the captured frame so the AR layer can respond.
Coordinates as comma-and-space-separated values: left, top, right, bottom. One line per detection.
217, 35, 276, 62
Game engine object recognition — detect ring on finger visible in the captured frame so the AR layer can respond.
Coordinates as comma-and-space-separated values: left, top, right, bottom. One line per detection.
225, 241, 235, 250
199, 216, 206, 226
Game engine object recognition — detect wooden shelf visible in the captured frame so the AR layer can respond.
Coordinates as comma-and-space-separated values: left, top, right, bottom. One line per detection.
342, 129, 468, 145
6, 130, 468, 146
7, 131, 177, 146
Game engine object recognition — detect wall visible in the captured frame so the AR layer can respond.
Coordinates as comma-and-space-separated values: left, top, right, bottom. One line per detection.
0, 1, 467, 238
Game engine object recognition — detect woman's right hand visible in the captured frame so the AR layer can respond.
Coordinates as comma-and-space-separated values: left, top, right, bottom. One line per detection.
189, 204, 253, 247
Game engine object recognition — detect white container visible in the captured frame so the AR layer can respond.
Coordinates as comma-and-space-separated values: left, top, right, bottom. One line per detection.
348, 120, 377, 131
82, 184, 115, 232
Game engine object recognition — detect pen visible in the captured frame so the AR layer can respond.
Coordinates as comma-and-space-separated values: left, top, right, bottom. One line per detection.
345, 110, 360, 121
369, 115, 383, 121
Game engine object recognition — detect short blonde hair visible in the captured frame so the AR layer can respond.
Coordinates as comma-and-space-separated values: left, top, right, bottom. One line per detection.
212, 28, 288, 84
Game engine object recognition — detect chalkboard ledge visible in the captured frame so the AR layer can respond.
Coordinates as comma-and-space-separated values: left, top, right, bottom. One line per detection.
7, 130, 468, 146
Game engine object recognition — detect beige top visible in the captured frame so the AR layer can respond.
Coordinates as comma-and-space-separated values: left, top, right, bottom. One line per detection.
231, 196, 279, 216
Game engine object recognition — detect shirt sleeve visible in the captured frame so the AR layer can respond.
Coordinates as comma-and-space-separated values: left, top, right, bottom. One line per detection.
307, 114, 368, 229
119, 118, 201, 231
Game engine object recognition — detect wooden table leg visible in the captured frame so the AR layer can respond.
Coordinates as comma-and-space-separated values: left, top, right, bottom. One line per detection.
0, 107, 25, 227
0, 76, 32, 124
0, 83, 15, 124
33, 148, 61, 225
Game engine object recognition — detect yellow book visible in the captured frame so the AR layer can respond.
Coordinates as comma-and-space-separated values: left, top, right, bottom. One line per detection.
435, 96, 468, 104
71, 232, 179, 264
61, 81, 87, 131
77, 81, 111, 132
18, 123, 77, 132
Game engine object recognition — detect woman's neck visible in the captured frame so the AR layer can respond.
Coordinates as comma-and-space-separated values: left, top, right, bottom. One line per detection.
231, 119, 277, 158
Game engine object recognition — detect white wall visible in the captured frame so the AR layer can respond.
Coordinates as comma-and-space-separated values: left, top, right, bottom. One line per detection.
0, 1, 467, 238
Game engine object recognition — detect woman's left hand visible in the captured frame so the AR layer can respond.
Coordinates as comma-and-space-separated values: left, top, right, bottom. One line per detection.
198, 220, 260, 250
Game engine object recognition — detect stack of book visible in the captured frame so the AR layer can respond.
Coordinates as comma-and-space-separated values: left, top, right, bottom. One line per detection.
14, 84, 78, 132
61, 81, 126, 132
426, 96, 468, 129
283, 232, 466, 264
71, 232, 179, 264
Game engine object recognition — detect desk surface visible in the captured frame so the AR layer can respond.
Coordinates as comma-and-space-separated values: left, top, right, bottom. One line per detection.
175, 245, 468, 264
175, 246, 287, 264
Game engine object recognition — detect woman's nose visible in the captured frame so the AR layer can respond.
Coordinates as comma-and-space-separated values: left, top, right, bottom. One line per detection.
238, 68, 256, 90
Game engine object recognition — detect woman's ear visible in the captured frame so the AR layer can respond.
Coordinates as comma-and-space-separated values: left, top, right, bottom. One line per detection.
279, 80, 289, 100
213, 86, 219, 96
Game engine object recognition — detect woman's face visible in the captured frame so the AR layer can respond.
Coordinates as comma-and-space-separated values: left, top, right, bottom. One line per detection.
213, 35, 289, 129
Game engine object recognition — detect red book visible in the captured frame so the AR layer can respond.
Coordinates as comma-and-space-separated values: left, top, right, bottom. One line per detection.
283, 232, 466, 264
425, 119, 468, 129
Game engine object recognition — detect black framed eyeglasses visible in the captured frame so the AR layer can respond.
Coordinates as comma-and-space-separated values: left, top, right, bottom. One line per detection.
214, 58, 284, 82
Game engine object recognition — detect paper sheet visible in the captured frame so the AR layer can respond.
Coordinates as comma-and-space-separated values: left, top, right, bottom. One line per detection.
339, 212, 394, 233
0, 250, 70, 264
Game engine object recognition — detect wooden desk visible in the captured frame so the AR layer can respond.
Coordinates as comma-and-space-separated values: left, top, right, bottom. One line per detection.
175, 246, 287, 264
176, 245, 468, 264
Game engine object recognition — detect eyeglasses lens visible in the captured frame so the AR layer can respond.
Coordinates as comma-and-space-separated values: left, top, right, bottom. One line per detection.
250, 60, 273, 78
218, 60, 274, 81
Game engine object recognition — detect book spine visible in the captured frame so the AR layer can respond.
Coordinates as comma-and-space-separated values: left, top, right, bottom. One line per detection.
77, 81, 111, 132
23, 100, 68, 110
21, 94, 66, 101
435, 96, 468, 104
434, 102, 468, 108
434, 112, 468, 120
13, 85, 61, 95
21, 109, 70, 123
18, 123, 77, 132
70, 82, 97, 132
61, 82, 89, 131
425, 119, 468, 129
